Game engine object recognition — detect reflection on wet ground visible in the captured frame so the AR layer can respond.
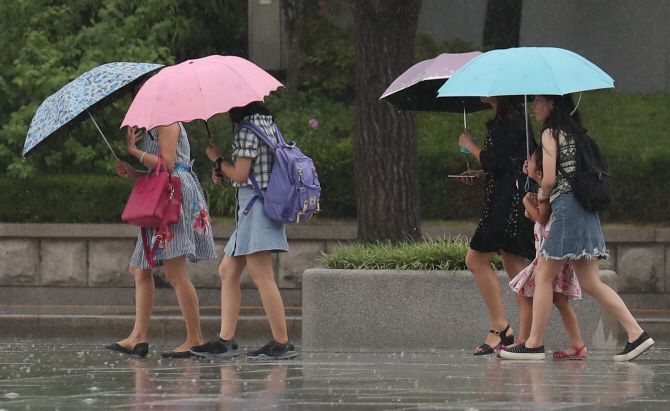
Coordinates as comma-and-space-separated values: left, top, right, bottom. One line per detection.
0, 344, 669, 410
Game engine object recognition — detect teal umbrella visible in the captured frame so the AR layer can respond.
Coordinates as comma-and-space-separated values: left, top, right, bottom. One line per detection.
436, 47, 614, 97
437, 47, 614, 162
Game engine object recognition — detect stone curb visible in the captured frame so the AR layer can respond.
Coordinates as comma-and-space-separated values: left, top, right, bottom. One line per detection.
1, 223, 666, 243
303, 269, 622, 351
0, 314, 302, 347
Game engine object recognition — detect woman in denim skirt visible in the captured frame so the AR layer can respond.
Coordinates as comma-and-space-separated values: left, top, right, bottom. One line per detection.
501, 94, 654, 361
190, 102, 297, 360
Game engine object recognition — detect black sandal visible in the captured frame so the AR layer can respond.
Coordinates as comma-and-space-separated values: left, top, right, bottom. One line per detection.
473, 324, 514, 356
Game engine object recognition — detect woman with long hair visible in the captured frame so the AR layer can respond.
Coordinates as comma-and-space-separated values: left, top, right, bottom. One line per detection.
500, 94, 653, 361
456, 96, 536, 355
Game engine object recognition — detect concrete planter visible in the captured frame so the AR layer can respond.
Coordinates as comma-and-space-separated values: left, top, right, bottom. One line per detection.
302, 269, 621, 351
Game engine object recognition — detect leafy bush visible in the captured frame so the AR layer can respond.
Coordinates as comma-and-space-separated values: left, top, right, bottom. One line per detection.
265, 90, 357, 219
204, 181, 237, 219
300, 14, 356, 102
0, 175, 134, 223
321, 237, 504, 270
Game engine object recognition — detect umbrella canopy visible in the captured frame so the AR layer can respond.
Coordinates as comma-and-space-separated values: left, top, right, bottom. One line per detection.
121, 55, 284, 130
437, 47, 614, 98
380, 52, 489, 113
23, 62, 164, 158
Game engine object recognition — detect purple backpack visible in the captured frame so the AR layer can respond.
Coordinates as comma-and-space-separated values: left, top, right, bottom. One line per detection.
240, 122, 321, 223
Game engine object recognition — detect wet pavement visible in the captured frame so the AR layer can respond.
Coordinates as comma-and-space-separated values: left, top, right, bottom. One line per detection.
0, 343, 669, 410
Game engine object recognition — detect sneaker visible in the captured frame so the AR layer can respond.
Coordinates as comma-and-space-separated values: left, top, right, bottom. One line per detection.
499, 343, 545, 360
247, 338, 298, 360
190, 336, 239, 358
613, 331, 654, 362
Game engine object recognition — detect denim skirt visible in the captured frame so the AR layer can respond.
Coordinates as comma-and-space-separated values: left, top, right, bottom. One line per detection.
224, 186, 289, 257
540, 192, 609, 261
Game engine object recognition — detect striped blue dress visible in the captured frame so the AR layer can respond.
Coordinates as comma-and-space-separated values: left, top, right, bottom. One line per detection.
130, 123, 217, 268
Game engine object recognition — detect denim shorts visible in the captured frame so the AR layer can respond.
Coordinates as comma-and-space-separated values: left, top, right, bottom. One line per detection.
224, 186, 289, 257
540, 192, 609, 261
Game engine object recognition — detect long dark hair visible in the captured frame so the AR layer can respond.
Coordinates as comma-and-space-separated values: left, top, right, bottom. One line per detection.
533, 144, 543, 172
540, 94, 583, 145
486, 95, 521, 128
229, 102, 273, 125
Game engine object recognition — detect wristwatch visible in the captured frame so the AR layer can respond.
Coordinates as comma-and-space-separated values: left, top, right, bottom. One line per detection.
215, 157, 223, 171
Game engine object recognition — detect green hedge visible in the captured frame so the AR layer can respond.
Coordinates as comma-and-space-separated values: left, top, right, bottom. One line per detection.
3, 91, 670, 224
0, 175, 134, 223
321, 237, 504, 270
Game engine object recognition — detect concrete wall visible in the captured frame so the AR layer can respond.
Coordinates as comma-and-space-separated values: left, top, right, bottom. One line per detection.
248, 0, 285, 71
521, 0, 670, 93
0, 224, 669, 309
417, 0, 670, 92
302, 269, 620, 350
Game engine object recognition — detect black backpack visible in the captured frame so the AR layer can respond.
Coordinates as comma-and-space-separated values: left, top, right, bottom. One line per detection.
557, 131, 612, 212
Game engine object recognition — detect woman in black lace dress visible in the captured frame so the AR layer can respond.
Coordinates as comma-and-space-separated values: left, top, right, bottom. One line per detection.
456, 96, 536, 355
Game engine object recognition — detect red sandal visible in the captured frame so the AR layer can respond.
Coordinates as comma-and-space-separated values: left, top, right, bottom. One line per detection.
498, 339, 523, 352
552, 344, 587, 360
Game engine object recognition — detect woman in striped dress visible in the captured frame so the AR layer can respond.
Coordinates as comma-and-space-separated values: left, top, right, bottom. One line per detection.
110, 118, 216, 358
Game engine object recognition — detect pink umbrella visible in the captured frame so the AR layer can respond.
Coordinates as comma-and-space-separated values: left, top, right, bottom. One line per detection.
121, 55, 283, 130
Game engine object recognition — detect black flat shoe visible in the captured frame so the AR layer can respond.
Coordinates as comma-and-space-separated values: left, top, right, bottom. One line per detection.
161, 351, 192, 358
105, 342, 149, 358
473, 324, 514, 356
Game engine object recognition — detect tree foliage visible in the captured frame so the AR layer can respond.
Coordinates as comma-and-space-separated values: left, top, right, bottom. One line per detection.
0, 0, 247, 178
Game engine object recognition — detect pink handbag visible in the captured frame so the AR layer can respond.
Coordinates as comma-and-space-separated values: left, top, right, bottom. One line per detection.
122, 156, 182, 268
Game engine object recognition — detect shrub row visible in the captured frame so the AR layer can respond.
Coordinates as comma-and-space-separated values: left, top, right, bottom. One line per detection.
3, 91, 670, 224
3, 156, 666, 224
320, 237, 504, 270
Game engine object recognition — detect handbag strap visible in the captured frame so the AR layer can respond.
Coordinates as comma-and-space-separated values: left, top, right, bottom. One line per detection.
141, 182, 178, 268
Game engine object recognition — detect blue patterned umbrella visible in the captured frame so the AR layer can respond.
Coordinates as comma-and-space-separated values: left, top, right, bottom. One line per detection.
23, 62, 164, 158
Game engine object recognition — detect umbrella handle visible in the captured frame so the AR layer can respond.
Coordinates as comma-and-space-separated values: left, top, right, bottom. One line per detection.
463, 107, 467, 129
87, 111, 118, 160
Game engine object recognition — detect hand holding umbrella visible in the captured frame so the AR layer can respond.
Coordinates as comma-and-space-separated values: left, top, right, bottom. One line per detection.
115, 126, 145, 179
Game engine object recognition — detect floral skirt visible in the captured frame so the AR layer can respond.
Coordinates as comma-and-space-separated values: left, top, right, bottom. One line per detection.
509, 257, 582, 300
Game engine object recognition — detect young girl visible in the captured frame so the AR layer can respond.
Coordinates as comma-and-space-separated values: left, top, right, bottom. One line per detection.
509, 146, 587, 360
190, 102, 297, 360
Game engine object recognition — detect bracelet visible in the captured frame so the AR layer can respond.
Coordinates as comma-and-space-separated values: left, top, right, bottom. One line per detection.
139, 151, 147, 163
215, 157, 223, 171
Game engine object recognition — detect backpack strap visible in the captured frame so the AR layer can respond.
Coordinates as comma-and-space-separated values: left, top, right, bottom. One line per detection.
237, 122, 282, 215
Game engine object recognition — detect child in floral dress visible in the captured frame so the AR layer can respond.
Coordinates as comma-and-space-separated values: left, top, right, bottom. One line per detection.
509, 146, 587, 360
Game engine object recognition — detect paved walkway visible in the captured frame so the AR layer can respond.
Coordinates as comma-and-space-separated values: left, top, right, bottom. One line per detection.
0, 343, 667, 410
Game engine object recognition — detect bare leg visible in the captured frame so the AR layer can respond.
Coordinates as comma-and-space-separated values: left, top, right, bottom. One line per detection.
466, 249, 514, 350
219, 253, 248, 340
163, 256, 203, 351
117, 266, 154, 349
500, 251, 532, 344
246, 251, 289, 344
572, 258, 644, 342
525, 257, 568, 348
553, 293, 586, 355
